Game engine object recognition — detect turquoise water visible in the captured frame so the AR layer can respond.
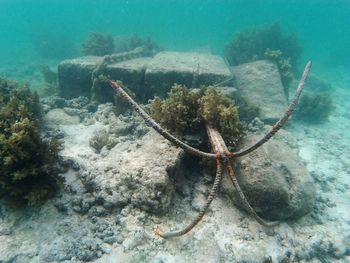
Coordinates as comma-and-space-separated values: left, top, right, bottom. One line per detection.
1, 1, 350, 262
1, 0, 349, 76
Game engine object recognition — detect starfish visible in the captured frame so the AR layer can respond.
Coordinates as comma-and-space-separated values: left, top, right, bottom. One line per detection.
109, 61, 312, 239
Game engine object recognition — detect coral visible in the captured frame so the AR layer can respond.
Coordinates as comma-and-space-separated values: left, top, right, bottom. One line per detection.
89, 128, 119, 153
82, 32, 115, 56
225, 22, 302, 71
264, 48, 294, 99
0, 77, 62, 205
150, 84, 244, 148
296, 92, 334, 123
89, 129, 110, 153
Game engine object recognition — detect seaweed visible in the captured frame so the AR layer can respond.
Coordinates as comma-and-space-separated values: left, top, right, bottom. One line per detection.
150, 84, 204, 135
150, 84, 244, 148
126, 35, 161, 56
0, 77, 62, 205
113, 34, 161, 56
199, 89, 244, 146
264, 49, 294, 99
82, 32, 115, 56
296, 92, 334, 124
225, 22, 302, 71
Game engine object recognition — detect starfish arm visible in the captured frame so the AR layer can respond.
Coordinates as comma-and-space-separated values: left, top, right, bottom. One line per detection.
109, 80, 216, 159
226, 162, 279, 226
230, 61, 312, 158
155, 159, 224, 238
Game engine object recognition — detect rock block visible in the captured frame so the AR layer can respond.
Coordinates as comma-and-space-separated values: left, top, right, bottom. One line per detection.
58, 52, 232, 101
58, 56, 102, 98
44, 109, 80, 125
58, 56, 151, 101
93, 130, 183, 214
105, 57, 152, 101
144, 51, 232, 97
224, 128, 315, 221
231, 60, 287, 124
